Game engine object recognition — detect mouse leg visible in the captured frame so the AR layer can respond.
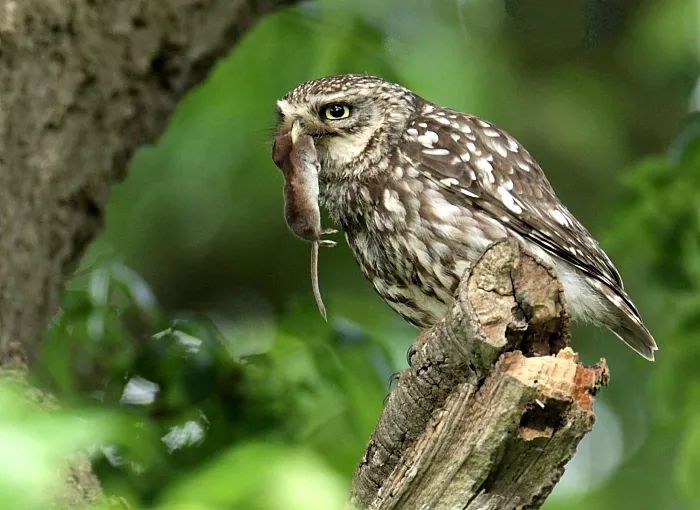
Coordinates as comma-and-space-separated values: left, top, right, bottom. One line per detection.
318, 228, 338, 248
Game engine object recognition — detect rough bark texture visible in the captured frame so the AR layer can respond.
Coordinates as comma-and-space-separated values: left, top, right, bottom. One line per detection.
351, 240, 609, 510
0, 1, 295, 507
0, 0, 295, 366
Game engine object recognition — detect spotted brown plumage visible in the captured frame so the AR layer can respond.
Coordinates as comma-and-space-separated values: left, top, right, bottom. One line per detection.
274, 74, 658, 360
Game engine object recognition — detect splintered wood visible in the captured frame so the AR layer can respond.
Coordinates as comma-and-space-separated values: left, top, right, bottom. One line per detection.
272, 130, 336, 319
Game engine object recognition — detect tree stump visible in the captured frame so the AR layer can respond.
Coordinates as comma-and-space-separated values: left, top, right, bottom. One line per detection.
351, 239, 609, 510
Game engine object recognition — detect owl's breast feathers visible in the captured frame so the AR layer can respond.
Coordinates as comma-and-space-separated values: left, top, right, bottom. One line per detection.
319, 142, 505, 327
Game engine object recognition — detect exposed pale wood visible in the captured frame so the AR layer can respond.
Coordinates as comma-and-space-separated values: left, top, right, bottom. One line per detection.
351, 240, 608, 510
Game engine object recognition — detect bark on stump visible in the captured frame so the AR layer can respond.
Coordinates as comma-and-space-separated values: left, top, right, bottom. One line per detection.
351, 239, 609, 510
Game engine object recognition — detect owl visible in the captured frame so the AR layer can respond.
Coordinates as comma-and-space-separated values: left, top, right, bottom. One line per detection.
274, 74, 657, 360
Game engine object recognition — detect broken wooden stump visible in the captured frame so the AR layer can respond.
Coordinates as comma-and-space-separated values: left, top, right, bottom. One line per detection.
351, 239, 609, 510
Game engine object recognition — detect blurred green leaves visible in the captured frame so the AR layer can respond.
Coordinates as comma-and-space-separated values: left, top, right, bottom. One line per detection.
159, 443, 346, 510
552, 113, 700, 510
36, 257, 389, 509
13, 1, 699, 509
611, 117, 700, 294
0, 375, 347, 510
0, 379, 120, 510
625, 119, 700, 509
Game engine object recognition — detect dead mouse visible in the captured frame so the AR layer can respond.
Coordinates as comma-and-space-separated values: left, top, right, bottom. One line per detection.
272, 128, 336, 319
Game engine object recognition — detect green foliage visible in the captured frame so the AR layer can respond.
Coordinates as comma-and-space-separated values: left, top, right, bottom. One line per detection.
631, 121, 700, 508
548, 117, 700, 510
35, 261, 390, 509
158, 443, 346, 510
8, 1, 699, 509
0, 379, 121, 509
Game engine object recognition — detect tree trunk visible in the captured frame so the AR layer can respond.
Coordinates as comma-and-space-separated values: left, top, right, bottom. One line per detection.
351, 240, 609, 510
0, 0, 295, 367
0, 1, 296, 506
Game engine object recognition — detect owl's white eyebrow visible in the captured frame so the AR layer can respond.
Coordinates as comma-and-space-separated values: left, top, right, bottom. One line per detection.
316, 91, 361, 104
277, 99, 306, 120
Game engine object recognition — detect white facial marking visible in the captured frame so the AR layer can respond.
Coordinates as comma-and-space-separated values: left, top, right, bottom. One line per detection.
323, 135, 370, 166
276, 99, 288, 110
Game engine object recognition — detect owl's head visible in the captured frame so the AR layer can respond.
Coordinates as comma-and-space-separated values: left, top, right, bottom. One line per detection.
276, 75, 417, 172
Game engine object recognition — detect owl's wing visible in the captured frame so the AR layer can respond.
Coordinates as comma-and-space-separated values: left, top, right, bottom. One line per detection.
398, 104, 628, 300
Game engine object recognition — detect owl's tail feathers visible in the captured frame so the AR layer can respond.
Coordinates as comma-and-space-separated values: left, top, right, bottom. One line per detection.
602, 293, 658, 361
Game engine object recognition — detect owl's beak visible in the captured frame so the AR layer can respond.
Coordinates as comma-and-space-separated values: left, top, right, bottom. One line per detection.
291, 119, 304, 145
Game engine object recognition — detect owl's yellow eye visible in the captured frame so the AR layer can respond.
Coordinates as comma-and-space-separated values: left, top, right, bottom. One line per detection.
322, 103, 351, 120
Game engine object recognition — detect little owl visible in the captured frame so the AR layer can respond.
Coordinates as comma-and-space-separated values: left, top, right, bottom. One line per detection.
274, 74, 657, 360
